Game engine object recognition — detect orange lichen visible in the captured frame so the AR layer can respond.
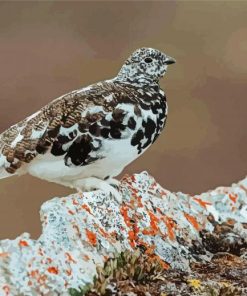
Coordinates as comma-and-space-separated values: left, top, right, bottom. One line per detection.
120, 205, 132, 227
46, 257, 52, 264
227, 218, 236, 225
229, 193, 238, 203
162, 216, 176, 240
149, 181, 156, 190
149, 211, 159, 233
128, 230, 135, 240
143, 243, 170, 270
68, 210, 75, 215
85, 229, 97, 246
19, 240, 29, 247
145, 245, 156, 255
72, 199, 79, 205
98, 226, 109, 238
142, 228, 156, 235
142, 211, 160, 236
193, 197, 212, 209
30, 270, 39, 278
133, 223, 139, 234
47, 266, 59, 275
65, 252, 76, 263
30, 269, 48, 284
151, 255, 170, 270
156, 207, 163, 215
131, 187, 139, 195
81, 204, 92, 214
83, 254, 90, 261
184, 213, 201, 231
129, 187, 144, 208
128, 230, 136, 248
159, 189, 168, 197
136, 195, 144, 207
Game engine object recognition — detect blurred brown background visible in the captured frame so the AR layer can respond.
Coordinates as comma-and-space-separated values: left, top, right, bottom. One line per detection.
0, 1, 246, 239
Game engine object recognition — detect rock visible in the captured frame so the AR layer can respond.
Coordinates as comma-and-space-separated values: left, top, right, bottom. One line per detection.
0, 171, 246, 295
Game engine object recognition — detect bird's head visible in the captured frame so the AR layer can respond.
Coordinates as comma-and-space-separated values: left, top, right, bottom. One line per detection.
117, 47, 175, 86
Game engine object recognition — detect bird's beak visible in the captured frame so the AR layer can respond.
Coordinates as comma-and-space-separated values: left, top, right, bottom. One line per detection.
165, 56, 176, 65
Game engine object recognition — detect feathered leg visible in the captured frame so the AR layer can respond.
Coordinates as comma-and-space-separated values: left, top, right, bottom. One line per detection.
72, 177, 122, 203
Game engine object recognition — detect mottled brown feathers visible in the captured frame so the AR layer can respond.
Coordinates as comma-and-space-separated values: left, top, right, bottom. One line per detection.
0, 81, 166, 175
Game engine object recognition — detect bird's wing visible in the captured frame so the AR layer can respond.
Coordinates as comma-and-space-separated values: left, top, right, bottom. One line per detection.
0, 81, 142, 175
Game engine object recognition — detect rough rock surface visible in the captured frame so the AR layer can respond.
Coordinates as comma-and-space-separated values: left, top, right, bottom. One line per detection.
0, 171, 246, 296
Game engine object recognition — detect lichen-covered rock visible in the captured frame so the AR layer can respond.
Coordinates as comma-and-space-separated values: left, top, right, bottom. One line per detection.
0, 171, 246, 295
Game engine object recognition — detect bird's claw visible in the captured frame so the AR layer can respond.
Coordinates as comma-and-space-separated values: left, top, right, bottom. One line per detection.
73, 177, 122, 204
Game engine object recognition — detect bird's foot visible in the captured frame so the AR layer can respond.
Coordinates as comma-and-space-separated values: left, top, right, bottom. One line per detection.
73, 177, 122, 204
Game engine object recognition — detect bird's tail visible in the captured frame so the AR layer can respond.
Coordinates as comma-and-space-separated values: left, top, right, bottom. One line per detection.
0, 153, 12, 179
0, 136, 17, 179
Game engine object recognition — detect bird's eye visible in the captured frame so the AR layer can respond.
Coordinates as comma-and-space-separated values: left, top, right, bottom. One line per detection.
144, 57, 153, 63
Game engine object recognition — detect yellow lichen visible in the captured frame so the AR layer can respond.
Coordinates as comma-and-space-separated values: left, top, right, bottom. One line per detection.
187, 279, 201, 289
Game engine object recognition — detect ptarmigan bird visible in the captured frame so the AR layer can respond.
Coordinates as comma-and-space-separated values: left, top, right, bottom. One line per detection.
0, 47, 175, 202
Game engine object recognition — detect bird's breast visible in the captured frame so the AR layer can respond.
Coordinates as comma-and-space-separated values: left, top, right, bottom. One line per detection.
128, 89, 167, 155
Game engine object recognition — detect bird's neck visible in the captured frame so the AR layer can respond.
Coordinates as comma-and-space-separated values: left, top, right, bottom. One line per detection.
115, 72, 159, 88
